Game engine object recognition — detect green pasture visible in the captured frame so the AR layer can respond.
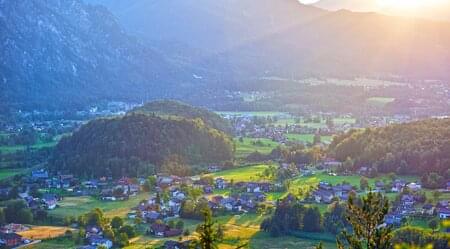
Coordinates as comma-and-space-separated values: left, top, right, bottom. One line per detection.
235, 138, 278, 158
49, 193, 148, 219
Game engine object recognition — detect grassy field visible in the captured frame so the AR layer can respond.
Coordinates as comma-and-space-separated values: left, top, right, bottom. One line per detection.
25, 238, 77, 249
209, 164, 272, 182
0, 168, 27, 181
235, 138, 279, 158
274, 117, 356, 128
366, 97, 395, 107
217, 111, 287, 117
18, 226, 74, 240
290, 172, 418, 192
128, 213, 336, 249
0, 140, 58, 154
49, 193, 148, 219
286, 134, 333, 144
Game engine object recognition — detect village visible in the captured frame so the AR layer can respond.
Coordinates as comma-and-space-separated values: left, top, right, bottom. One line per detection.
0, 157, 448, 249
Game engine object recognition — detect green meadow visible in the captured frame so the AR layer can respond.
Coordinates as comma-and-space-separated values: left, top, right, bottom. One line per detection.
234, 138, 279, 158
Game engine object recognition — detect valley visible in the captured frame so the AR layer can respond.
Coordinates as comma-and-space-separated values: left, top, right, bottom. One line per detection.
1, 0, 450, 248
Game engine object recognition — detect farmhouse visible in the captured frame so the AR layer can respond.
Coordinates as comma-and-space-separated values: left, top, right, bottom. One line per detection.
421, 204, 435, 216
0, 232, 22, 247
438, 207, 450, 219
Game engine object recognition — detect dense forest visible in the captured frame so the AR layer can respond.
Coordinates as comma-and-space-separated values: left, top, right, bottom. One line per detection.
50, 114, 233, 178
131, 100, 233, 134
329, 118, 450, 183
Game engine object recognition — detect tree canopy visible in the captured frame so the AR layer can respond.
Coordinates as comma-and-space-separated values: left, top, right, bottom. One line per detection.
51, 113, 233, 178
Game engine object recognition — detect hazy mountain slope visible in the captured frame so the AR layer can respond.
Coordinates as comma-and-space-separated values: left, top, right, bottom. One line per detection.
314, 0, 450, 21
314, 0, 379, 12
89, 0, 450, 83
0, 0, 187, 110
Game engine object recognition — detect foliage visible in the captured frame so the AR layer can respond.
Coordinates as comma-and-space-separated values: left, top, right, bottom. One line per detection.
391, 226, 450, 249
4, 199, 33, 224
191, 209, 219, 249
261, 196, 324, 236
323, 201, 350, 234
337, 192, 391, 249
132, 100, 233, 134
329, 119, 450, 179
51, 114, 233, 178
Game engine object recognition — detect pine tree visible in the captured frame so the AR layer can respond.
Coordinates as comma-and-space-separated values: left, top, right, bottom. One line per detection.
337, 192, 392, 249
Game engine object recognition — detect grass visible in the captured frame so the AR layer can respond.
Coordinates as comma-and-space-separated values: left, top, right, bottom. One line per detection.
0, 168, 27, 181
0, 141, 58, 154
25, 237, 77, 249
249, 232, 336, 249
367, 97, 395, 107
49, 193, 148, 219
216, 111, 287, 117
18, 226, 74, 240
275, 117, 355, 128
286, 134, 333, 144
209, 164, 272, 182
235, 138, 279, 158
291, 172, 417, 191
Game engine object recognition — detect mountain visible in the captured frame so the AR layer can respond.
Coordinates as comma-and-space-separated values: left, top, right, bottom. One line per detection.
314, 0, 380, 12
314, 0, 450, 21
0, 0, 190, 111
2, 0, 450, 111
131, 100, 233, 134
50, 113, 234, 178
89, 0, 450, 85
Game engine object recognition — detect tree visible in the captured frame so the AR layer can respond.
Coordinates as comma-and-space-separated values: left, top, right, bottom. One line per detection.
176, 220, 184, 230
315, 242, 324, 249
324, 201, 349, 234
216, 224, 225, 241
428, 219, 439, 233
313, 133, 321, 145
119, 225, 136, 238
116, 232, 129, 247
360, 177, 369, 191
337, 192, 392, 249
4, 200, 33, 224
432, 191, 442, 203
303, 207, 322, 232
161, 154, 191, 177
193, 209, 218, 249
111, 216, 124, 229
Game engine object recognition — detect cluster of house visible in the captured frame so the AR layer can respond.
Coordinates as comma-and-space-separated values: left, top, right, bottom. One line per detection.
28, 170, 141, 200
0, 224, 32, 248
383, 181, 450, 227
311, 182, 354, 203
130, 175, 274, 238
78, 226, 113, 249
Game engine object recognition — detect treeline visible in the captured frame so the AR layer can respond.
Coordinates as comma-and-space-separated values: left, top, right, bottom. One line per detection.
262, 193, 450, 249
261, 196, 349, 236
50, 114, 233, 178
246, 145, 324, 165
329, 118, 450, 182
131, 100, 233, 134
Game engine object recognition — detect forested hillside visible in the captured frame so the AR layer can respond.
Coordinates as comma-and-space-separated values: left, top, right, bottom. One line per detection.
0, 0, 187, 111
50, 114, 233, 178
131, 100, 233, 134
330, 118, 450, 182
